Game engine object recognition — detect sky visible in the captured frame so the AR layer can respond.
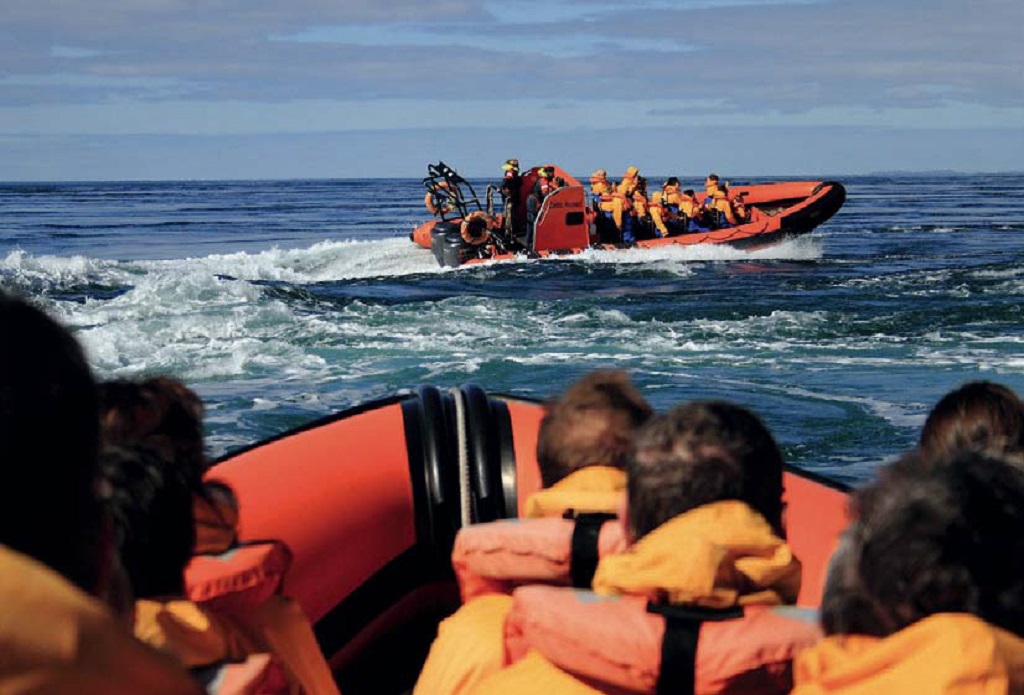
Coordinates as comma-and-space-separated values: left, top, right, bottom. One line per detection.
1, 0, 1022, 181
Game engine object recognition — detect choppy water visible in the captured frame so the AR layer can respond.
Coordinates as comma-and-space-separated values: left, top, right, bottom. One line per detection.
3, 173, 1023, 485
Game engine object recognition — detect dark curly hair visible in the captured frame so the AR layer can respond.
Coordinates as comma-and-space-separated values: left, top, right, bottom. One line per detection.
626, 400, 786, 540
821, 449, 1024, 637
101, 443, 195, 598
98, 375, 207, 489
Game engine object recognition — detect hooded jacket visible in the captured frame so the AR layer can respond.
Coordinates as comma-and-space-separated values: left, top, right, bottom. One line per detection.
0, 545, 203, 695
792, 613, 1024, 695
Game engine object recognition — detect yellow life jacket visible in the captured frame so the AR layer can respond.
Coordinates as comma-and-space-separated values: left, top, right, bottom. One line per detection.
523, 465, 626, 519
649, 192, 669, 237
663, 184, 683, 207
489, 502, 813, 695
0, 545, 203, 695
680, 194, 702, 219
452, 514, 629, 602
711, 192, 738, 226
792, 613, 1024, 695
593, 500, 800, 606
466, 651, 604, 695
136, 596, 340, 695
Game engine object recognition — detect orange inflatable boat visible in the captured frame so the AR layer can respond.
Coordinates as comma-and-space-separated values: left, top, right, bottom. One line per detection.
411, 162, 846, 267
207, 385, 850, 694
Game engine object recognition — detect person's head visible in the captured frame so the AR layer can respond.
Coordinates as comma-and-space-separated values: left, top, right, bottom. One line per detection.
705, 173, 720, 185
536, 370, 653, 488
636, 176, 647, 192
626, 401, 786, 540
0, 292, 105, 594
919, 381, 1024, 464
101, 443, 195, 599
820, 449, 1024, 638
683, 189, 696, 198
664, 177, 679, 188
624, 166, 639, 178
503, 158, 519, 173
98, 376, 207, 490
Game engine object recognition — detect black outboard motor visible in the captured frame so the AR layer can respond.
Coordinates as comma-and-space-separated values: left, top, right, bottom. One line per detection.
431, 222, 458, 265
441, 229, 472, 268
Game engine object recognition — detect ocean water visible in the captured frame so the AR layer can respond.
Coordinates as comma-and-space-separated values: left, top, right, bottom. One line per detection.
3, 173, 1023, 485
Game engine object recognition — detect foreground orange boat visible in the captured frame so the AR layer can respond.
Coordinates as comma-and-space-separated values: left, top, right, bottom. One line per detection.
411, 162, 846, 267
206, 385, 850, 694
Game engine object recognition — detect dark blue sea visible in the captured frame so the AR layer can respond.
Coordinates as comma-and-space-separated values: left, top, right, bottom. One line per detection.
3, 174, 1023, 485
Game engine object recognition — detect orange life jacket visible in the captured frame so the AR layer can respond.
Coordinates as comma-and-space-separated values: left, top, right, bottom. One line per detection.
0, 545, 203, 695
178, 540, 339, 695
185, 540, 292, 613
452, 515, 629, 602
500, 502, 812, 694
792, 613, 1024, 695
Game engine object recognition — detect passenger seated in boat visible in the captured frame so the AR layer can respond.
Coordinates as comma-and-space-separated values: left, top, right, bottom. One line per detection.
99, 376, 239, 554
413, 371, 652, 695
649, 190, 668, 238
681, 188, 712, 231
103, 442, 342, 695
616, 166, 641, 243
709, 181, 739, 228
589, 169, 619, 243
467, 400, 809, 695
661, 177, 683, 215
795, 449, 1024, 694
0, 291, 203, 695
629, 176, 650, 240
649, 178, 682, 238
918, 380, 1024, 465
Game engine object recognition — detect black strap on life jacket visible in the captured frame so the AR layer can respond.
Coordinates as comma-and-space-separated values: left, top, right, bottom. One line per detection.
646, 602, 744, 695
563, 510, 617, 589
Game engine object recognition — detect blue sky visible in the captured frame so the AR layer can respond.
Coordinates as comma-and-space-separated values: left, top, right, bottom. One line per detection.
1, 0, 1022, 180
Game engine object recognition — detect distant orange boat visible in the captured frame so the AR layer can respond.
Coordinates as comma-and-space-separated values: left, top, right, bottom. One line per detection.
411, 162, 846, 267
